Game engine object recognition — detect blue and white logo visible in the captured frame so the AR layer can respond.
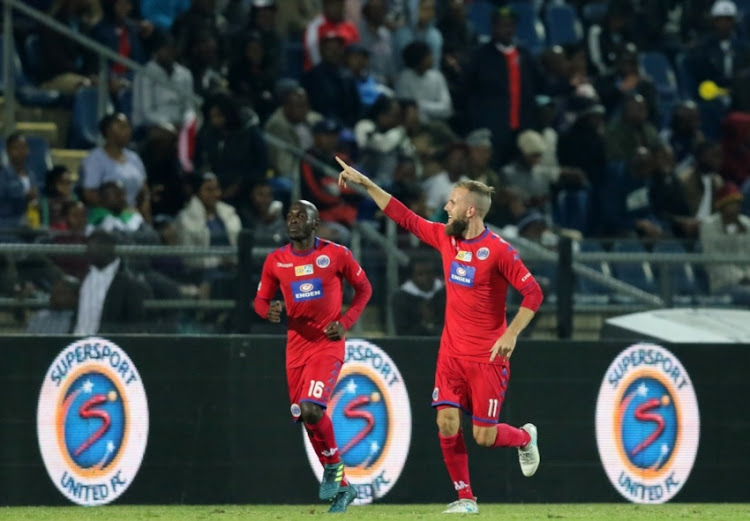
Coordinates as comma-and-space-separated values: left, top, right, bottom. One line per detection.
596, 344, 700, 504
291, 278, 323, 301
37, 337, 149, 505
449, 262, 475, 287
304, 340, 411, 505
316, 255, 331, 268
477, 247, 490, 260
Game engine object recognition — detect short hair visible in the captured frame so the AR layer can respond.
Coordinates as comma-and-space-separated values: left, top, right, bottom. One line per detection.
5, 132, 24, 148
402, 41, 431, 69
454, 180, 495, 219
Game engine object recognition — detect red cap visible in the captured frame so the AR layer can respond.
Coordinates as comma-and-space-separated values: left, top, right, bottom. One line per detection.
714, 182, 744, 208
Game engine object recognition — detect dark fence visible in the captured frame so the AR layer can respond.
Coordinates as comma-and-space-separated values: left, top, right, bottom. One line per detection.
1, 336, 748, 506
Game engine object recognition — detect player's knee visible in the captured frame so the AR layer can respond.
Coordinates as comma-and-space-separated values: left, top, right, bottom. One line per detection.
436, 411, 460, 436
300, 401, 324, 424
473, 426, 496, 447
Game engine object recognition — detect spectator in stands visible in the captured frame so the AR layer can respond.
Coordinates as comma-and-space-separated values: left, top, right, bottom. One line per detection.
701, 182, 750, 304
401, 98, 454, 178
172, 0, 227, 65
720, 112, 750, 189
587, 2, 636, 76
594, 43, 658, 124
132, 30, 195, 131
423, 142, 468, 216
40, 166, 76, 230
463, 6, 539, 165
38, 0, 100, 94
346, 44, 392, 111
90, 0, 149, 92
392, 0, 442, 72
437, 0, 477, 62
301, 30, 361, 127
396, 41, 453, 123
185, 30, 228, 98
237, 179, 285, 245
558, 96, 607, 187
688, 1, 750, 96
605, 94, 660, 161
26, 275, 80, 334
264, 85, 321, 178
392, 258, 445, 336
87, 181, 157, 240
465, 128, 499, 189
139, 0, 189, 31
356, 95, 415, 184
357, 0, 395, 84
600, 146, 664, 238
194, 92, 268, 203
679, 139, 725, 220
228, 31, 276, 122
389, 154, 429, 219
74, 230, 153, 334
304, 0, 360, 70
276, 0, 318, 39
175, 172, 241, 270
650, 144, 699, 238
0, 134, 38, 235
244, 0, 282, 77
138, 124, 186, 217
300, 118, 362, 243
81, 113, 149, 214
661, 101, 704, 166
501, 131, 553, 213
51, 201, 90, 280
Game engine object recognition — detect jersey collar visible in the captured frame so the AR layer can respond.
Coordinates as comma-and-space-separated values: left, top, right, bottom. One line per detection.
461, 227, 490, 244
289, 237, 320, 257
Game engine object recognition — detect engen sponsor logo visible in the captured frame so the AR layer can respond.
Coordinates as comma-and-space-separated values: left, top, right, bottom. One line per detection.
596, 343, 700, 504
37, 337, 149, 505
291, 278, 323, 301
448, 262, 475, 287
304, 340, 411, 505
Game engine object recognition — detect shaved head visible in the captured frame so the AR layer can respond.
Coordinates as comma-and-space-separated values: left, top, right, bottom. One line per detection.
286, 200, 320, 242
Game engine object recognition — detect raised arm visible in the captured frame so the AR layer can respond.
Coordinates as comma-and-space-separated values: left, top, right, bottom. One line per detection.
336, 156, 443, 249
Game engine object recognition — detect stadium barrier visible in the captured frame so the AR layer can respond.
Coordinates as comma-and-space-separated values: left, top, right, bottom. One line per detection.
1, 335, 747, 506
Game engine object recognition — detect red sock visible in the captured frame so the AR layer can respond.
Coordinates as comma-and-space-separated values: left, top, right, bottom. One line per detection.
306, 414, 341, 465
492, 423, 531, 448
439, 429, 473, 500
305, 421, 349, 486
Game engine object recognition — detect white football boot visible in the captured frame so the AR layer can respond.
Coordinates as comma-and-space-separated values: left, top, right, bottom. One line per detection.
518, 423, 540, 477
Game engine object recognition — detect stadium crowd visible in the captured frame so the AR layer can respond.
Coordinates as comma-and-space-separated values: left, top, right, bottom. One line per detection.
2, 0, 750, 334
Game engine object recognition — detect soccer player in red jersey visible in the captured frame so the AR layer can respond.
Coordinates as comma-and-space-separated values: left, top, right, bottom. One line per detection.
336, 157, 542, 514
254, 200, 372, 513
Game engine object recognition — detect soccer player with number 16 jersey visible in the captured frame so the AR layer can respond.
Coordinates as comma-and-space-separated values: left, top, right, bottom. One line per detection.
337, 157, 543, 514
254, 200, 372, 513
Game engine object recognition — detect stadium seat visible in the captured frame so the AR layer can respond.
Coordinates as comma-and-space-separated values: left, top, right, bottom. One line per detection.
22, 34, 43, 85
553, 189, 590, 235
639, 51, 679, 127
544, 4, 583, 46
674, 52, 697, 99
282, 41, 304, 80
67, 87, 103, 149
468, 0, 494, 39
652, 241, 697, 305
581, 2, 608, 25
611, 240, 657, 300
0, 36, 62, 107
510, 2, 547, 54
25, 135, 53, 185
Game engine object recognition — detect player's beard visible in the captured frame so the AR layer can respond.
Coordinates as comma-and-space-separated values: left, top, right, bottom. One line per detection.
445, 217, 469, 237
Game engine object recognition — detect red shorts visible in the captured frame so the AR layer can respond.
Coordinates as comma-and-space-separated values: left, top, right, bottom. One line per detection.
286, 355, 343, 420
431, 353, 511, 426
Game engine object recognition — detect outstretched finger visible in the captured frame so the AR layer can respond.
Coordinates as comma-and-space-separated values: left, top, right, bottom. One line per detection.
335, 156, 350, 171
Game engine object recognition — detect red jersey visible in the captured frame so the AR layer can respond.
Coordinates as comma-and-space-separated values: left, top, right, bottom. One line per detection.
383, 198, 543, 364
303, 15, 360, 70
254, 238, 372, 367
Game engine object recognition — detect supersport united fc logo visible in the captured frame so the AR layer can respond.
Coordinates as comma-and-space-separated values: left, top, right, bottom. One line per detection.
596, 344, 699, 504
304, 340, 411, 505
37, 338, 149, 505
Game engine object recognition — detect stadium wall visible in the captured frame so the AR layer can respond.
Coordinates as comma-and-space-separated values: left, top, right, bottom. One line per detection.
1, 335, 748, 506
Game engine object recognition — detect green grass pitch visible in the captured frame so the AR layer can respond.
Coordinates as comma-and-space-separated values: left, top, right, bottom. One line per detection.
0, 504, 748, 520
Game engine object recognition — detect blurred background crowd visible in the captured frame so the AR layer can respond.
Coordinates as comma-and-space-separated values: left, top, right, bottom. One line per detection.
2, 0, 750, 336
